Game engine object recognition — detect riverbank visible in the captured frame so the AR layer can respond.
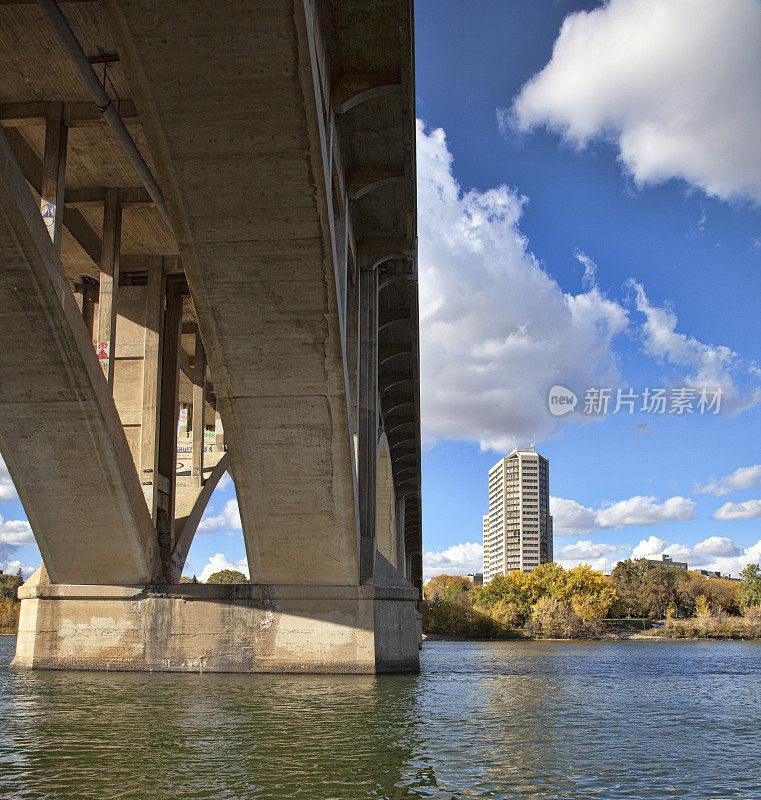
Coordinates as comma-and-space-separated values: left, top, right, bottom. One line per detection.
423, 620, 761, 642
423, 631, 761, 642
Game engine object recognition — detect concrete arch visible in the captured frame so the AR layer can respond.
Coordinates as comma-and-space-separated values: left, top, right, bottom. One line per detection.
376, 436, 397, 568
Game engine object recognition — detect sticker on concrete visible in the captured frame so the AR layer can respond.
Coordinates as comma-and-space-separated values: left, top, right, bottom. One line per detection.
96, 341, 110, 377
40, 200, 55, 241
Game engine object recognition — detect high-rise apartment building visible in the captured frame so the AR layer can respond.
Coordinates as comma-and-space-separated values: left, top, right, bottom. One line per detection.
483, 447, 553, 581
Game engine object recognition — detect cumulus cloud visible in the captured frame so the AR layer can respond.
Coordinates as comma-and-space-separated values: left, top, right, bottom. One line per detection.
550, 496, 598, 535
0, 515, 34, 546
596, 495, 695, 529
198, 553, 249, 583
629, 535, 761, 577
693, 536, 742, 557
508, 0, 761, 203
698, 465, 761, 497
416, 120, 757, 451
0, 456, 18, 502
0, 559, 36, 579
423, 542, 483, 580
197, 499, 242, 535
631, 535, 690, 561
555, 539, 629, 574
552, 494, 695, 534
557, 540, 620, 560
0, 513, 35, 571
418, 121, 628, 449
628, 281, 761, 414
713, 499, 761, 521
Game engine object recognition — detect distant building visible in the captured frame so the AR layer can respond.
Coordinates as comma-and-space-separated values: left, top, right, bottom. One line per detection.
696, 568, 722, 579
645, 554, 687, 570
694, 569, 740, 581
467, 572, 483, 586
483, 446, 553, 581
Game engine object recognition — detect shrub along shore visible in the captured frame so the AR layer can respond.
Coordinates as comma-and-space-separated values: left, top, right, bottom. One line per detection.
0, 572, 22, 635
422, 561, 761, 641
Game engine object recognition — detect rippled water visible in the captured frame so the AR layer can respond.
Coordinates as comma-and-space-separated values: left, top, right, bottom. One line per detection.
1, 636, 760, 799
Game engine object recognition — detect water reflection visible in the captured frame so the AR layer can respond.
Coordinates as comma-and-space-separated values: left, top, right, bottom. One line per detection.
1, 637, 760, 799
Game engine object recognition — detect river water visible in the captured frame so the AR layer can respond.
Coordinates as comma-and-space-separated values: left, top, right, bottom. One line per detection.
0, 636, 759, 799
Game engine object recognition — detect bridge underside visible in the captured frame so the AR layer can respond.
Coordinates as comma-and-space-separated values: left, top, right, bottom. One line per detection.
1, 0, 421, 673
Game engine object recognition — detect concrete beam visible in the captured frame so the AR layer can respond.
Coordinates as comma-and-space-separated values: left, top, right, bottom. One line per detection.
191, 330, 206, 480
96, 188, 122, 385
0, 99, 139, 127
64, 185, 153, 207
3, 126, 103, 266
139, 257, 164, 519
39, 103, 67, 253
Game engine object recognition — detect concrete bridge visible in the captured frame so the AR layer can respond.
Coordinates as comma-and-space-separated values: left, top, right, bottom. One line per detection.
0, 0, 421, 672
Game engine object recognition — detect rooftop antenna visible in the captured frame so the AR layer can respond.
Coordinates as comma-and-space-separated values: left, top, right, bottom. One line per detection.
530, 434, 535, 451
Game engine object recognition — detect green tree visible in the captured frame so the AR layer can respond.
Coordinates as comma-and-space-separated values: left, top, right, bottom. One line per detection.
738, 564, 761, 610
206, 569, 247, 584
611, 559, 694, 618
0, 573, 23, 602
423, 574, 473, 601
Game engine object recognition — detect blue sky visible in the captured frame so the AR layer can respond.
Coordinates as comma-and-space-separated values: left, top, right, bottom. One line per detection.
1, 0, 759, 582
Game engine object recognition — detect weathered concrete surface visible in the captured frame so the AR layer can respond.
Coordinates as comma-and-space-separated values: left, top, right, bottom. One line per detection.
106, 0, 360, 585
13, 566, 419, 674
0, 129, 160, 586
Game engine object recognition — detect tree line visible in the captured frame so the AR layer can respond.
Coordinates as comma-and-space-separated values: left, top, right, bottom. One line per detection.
422, 560, 761, 639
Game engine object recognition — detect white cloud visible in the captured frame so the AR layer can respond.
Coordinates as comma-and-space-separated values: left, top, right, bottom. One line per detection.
573, 248, 598, 289
552, 494, 694, 534
0, 559, 37, 579
197, 499, 242, 535
596, 495, 695, 529
423, 541, 483, 580
0, 456, 18, 502
416, 119, 757, 453
712, 499, 761, 521
417, 121, 629, 450
693, 536, 742, 557
631, 535, 693, 563
698, 464, 761, 496
628, 281, 761, 414
555, 537, 628, 573
198, 553, 249, 583
508, 0, 761, 204
550, 496, 598, 535
216, 472, 232, 491
557, 540, 620, 560
0, 515, 34, 546
714, 540, 761, 576
0, 514, 36, 575
629, 535, 761, 577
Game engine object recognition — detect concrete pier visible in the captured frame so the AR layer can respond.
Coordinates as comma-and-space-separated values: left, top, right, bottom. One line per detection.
14, 565, 420, 674
0, 0, 421, 673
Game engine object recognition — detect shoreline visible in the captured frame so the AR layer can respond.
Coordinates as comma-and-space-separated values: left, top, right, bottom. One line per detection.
422, 632, 761, 643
